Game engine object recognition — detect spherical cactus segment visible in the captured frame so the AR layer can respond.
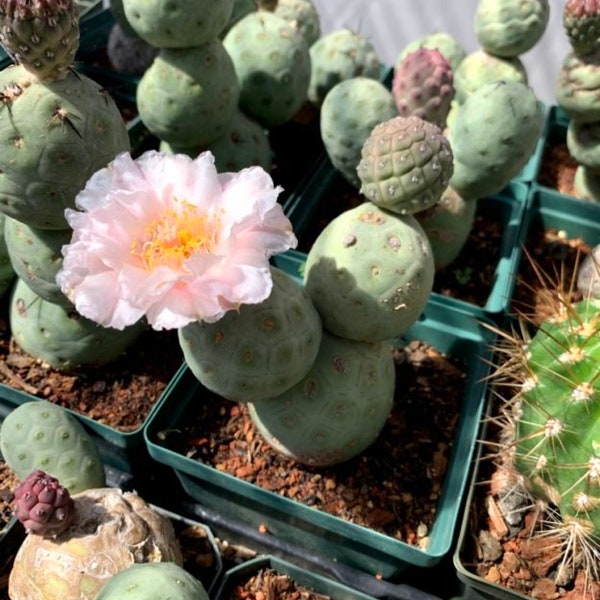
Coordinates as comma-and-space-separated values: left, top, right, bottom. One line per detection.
223, 11, 311, 128
0, 65, 130, 229
392, 48, 455, 129
8, 487, 183, 600
0, 401, 106, 494
320, 77, 397, 189
0, 0, 79, 81
123, 0, 234, 48
567, 119, 600, 172
573, 163, 600, 201
267, 0, 321, 47
178, 266, 323, 403
303, 201, 434, 342
357, 115, 454, 215
95, 562, 209, 600
0, 213, 15, 298
248, 330, 395, 467
308, 28, 381, 106
397, 31, 466, 73
9, 277, 146, 371
511, 299, 600, 542
136, 41, 240, 148
415, 186, 477, 271
13, 469, 75, 537
564, 0, 600, 56
474, 0, 550, 58
4, 217, 72, 306
448, 80, 544, 201
556, 46, 600, 123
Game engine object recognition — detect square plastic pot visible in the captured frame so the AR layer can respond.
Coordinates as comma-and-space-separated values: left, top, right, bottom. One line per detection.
144, 253, 496, 579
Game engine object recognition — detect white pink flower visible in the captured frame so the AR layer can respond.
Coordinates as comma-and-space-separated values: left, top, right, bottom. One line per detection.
56, 150, 296, 330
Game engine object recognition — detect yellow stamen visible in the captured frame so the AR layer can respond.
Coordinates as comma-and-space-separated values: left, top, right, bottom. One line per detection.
131, 198, 220, 270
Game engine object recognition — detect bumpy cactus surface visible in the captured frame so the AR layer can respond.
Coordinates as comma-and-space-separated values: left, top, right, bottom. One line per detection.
263, 0, 321, 46
0, 0, 79, 80
179, 267, 322, 403
474, 0, 550, 58
397, 31, 466, 73
249, 330, 395, 466
123, 0, 234, 48
303, 201, 434, 342
320, 77, 397, 188
9, 277, 145, 371
563, 0, 600, 56
13, 469, 75, 536
137, 40, 240, 148
9, 487, 183, 600
0, 213, 15, 298
392, 48, 455, 128
357, 115, 454, 215
0, 401, 105, 493
448, 79, 544, 201
223, 11, 311, 128
308, 28, 381, 106
96, 562, 209, 600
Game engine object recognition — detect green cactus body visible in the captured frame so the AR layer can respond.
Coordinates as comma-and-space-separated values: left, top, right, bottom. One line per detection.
9, 278, 145, 371
563, 0, 600, 56
453, 49, 527, 104
513, 299, 600, 538
223, 11, 311, 128
415, 186, 477, 271
397, 32, 466, 73
123, 0, 234, 48
179, 267, 323, 403
95, 562, 209, 600
573, 164, 600, 201
269, 0, 321, 47
249, 330, 395, 467
320, 77, 397, 188
448, 80, 544, 201
0, 401, 105, 493
567, 119, 600, 172
557, 47, 600, 123
0, 213, 15, 298
303, 201, 434, 342
4, 217, 72, 306
307, 28, 381, 106
474, 0, 550, 58
137, 41, 240, 148
392, 48, 455, 129
160, 110, 273, 173
0, 65, 130, 229
221, 0, 257, 38
0, 0, 79, 80
357, 115, 454, 215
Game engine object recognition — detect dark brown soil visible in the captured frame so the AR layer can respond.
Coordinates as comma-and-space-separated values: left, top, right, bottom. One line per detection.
537, 138, 577, 197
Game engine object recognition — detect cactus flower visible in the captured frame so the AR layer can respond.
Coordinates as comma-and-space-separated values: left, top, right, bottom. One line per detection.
56, 150, 296, 330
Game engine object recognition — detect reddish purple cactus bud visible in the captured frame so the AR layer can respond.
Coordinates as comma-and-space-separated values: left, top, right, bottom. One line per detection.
13, 470, 75, 536
564, 0, 600, 55
392, 48, 455, 129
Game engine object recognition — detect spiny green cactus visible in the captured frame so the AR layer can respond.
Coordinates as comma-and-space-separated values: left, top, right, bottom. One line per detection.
0, 401, 105, 494
320, 76, 397, 188
96, 562, 209, 600
223, 11, 311, 128
474, 0, 550, 58
357, 115, 454, 215
303, 201, 434, 342
179, 266, 323, 403
249, 330, 395, 467
308, 28, 381, 106
563, 0, 600, 56
392, 48, 455, 129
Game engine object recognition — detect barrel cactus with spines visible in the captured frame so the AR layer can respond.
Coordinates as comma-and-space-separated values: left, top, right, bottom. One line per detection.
179, 267, 322, 403
320, 77, 398, 188
564, 0, 600, 56
303, 201, 434, 342
357, 115, 454, 215
0, 401, 106, 494
249, 330, 395, 467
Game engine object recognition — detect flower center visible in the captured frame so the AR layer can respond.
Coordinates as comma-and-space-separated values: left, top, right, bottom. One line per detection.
132, 198, 220, 270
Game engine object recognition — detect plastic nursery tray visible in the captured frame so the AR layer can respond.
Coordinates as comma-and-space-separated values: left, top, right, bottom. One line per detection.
284, 157, 529, 322
144, 252, 495, 580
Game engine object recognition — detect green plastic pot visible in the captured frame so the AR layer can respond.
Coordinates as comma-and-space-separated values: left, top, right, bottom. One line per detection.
144, 252, 495, 579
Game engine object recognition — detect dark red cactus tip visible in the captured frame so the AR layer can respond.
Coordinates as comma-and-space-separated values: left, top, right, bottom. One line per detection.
13, 470, 75, 537
564, 0, 600, 18
0, 0, 74, 19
